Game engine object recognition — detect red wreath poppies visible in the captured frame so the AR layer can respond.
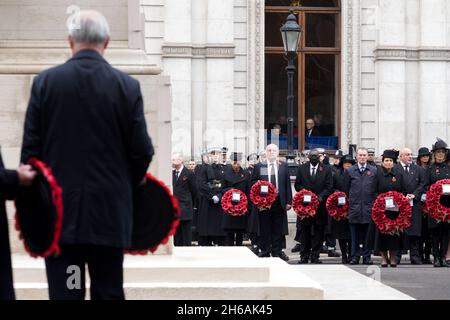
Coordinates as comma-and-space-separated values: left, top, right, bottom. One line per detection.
326, 191, 349, 221
292, 189, 319, 219
221, 189, 248, 216
250, 180, 277, 210
425, 179, 450, 223
371, 191, 412, 235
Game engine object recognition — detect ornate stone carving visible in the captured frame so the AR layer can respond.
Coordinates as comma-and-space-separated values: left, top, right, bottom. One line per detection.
375, 47, 450, 61
162, 44, 235, 58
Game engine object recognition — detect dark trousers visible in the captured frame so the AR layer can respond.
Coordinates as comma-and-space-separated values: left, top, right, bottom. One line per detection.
174, 220, 192, 246
338, 239, 352, 259
430, 223, 449, 262
350, 223, 371, 260
419, 217, 431, 261
409, 236, 421, 262
0, 211, 15, 300
259, 197, 284, 257
198, 236, 224, 246
249, 232, 259, 248
45, 245, 125, 300
325, 233, 337, 249
300, 224, 324, 260
225, 230, 244, 246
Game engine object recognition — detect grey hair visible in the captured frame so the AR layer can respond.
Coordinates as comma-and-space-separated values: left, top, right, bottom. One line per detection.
68, 10, 110, 45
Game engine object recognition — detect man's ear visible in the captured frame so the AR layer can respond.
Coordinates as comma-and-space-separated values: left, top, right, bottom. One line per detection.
68, 34, 74, 50
103, 36, 110, 50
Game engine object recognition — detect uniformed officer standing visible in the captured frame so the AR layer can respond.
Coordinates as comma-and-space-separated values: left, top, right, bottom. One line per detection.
197, 148, 227, 246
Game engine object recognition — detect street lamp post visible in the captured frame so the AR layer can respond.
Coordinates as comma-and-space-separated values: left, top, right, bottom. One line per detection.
280, 10, 301, 169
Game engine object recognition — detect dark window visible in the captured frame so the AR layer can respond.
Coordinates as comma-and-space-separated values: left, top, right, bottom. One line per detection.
265, 2, 341, 151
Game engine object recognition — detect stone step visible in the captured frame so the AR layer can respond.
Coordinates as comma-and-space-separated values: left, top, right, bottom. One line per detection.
12, 247, 324, 300
13, 247, 271, 284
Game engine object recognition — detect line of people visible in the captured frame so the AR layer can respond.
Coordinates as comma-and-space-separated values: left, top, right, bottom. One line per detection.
173, 139, 450, 268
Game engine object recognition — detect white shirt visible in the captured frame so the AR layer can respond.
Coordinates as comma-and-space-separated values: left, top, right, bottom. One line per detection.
267, 160, 279, 190
174, 165, 184, 180
400, 161, 410, 172
358, 163, 366, 172
310, 164, 319, 177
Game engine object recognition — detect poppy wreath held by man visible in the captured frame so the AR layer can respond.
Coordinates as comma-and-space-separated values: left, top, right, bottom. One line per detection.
221, 189, 248, 216
326, 191, 349, 221
371, 191, 412, 235
250, 180, 277, 211
292, 189, 320, 219
425, 179, 450, 223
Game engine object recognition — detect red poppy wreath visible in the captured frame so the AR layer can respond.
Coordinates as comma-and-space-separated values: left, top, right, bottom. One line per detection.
326, 191, 349, 221
250, 180, 277, 211
371, 191, 412, 235
425, 179, 450, 223
221, 189, 248, 216
292, 189, 319, 219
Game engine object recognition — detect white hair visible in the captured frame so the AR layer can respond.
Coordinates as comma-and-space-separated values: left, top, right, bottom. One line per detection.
68, 10, 110, 45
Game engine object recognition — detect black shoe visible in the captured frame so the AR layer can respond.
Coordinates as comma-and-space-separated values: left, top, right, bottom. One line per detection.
291, 243, 302, 253
250, 246, 259, 255
320, 245, 328, 254
258, 252, 270, 258
277, 252, 290, 262
362, 258, 373, 265
298, 258, 309, 264
349, 258, 359, 265
310, 258, 322, 264
441, 260, 450, 268
328, 249, 341, 258
433, 258, 441, 267
341, 255, 349, 264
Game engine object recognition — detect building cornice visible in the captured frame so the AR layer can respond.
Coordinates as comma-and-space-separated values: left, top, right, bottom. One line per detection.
375, 47, 450, 61
162, 43, 235, 59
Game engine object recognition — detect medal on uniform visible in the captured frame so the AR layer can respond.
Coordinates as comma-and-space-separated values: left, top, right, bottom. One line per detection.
421, 193, 426, 202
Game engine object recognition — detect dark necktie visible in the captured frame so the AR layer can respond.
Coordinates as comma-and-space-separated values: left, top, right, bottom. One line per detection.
176, 170, 180, 180
311, 167, 316, 181
404, 165, 409, 173
270, 163, 276, 188
360, 166, 365, 174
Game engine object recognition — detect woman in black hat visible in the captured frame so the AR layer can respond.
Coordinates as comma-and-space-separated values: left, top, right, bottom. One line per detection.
416, 147, 431, 168
416, 147, 432, 264
0, 155, 36, 300
367, 149, 407, 267
330, 154, 355, 264
426, 139, 450, 267
222, 153, 249, 246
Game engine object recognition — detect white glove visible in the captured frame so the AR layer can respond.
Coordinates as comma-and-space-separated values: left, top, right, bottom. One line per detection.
212, 195, 220, 204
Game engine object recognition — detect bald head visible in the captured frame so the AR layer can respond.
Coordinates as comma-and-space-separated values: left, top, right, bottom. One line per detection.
399, 148, 413, 165
266, 144, 279, 162
68, 10, 110, 55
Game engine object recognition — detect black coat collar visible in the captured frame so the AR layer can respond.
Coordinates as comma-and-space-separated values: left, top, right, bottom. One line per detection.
70, 49, 108, 64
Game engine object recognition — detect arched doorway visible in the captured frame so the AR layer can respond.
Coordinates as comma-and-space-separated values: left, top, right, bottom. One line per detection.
265, 0, 341, 152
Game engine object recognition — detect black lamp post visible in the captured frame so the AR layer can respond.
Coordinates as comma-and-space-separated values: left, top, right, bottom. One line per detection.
280, 10, 301, 167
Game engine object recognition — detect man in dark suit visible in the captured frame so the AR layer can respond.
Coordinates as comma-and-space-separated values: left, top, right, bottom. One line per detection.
305, 119, 321, 137
294, 149, 333, 264
172, 153, 198, 246
251, 144, 292, 261
21, 11, 154, 300
0, 152, 36, 300
395, 148, 426, 264
342, 147, 377, 265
